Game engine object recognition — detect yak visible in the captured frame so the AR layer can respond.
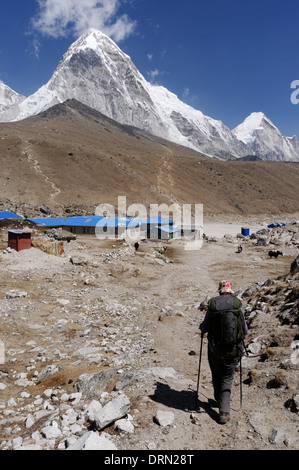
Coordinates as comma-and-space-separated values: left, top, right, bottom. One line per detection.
268, 250, 283, 259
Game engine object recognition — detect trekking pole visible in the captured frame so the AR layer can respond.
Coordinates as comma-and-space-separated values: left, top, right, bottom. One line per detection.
240, 353, 243, 409
195, 330, 204, 409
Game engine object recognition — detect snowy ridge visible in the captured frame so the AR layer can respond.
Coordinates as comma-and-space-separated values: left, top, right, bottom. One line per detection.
0, 81, 26, 121
0, 29, 298, 161
147, 84, 251, 158
233, 112, 268, 144
233, 112, 299, 161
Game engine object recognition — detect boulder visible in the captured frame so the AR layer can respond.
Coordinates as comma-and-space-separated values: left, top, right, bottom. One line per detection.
93, 393, 130, 431
41, 425, 62, 440
74, 369, 119, 399
67, 431, 117, 450
290, 256, 299, 274
114, 417, 134, 433
154, 410, 175, 427
38, 364, 63, 380
292, 390, 299, 411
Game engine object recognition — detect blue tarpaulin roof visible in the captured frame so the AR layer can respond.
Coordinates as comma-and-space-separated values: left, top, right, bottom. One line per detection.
28, 216, 139, 228
96, 217, 140, 228
28, 217, 69, 227
256, 222, 290, 234
140, 216, 174, 225
158, 225, 179, 233
8, 229, 30, 234
58, 216, 104, 227
28, 216, 105, 227
267, 222, 289, 229
0, 211, 22, 219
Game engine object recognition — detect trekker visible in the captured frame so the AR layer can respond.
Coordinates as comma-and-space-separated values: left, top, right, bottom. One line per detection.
200, 280, 247, 424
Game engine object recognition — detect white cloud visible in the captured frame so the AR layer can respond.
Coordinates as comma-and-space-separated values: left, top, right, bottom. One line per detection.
32, 37, 41, 59
31, 0, 136, 41
146, 69, 165, 84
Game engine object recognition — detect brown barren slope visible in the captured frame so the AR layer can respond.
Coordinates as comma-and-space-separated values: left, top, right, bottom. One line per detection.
0, 99, 298, 218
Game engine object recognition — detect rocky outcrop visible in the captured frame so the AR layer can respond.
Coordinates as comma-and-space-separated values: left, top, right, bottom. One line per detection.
31, 237, 64, 256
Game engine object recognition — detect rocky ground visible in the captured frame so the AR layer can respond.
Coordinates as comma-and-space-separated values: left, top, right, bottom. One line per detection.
0, 217, 298, 451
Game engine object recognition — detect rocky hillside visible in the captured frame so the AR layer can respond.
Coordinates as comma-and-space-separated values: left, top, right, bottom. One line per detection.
0, 219, 298, 450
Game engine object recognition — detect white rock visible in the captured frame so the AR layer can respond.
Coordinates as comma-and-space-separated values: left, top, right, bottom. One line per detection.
41, 425, 62, 439
62, 409, 78, 425
70, 423, 83, 435
93, 393, 130, 431
69, 392, 82, 404
31, 431, 41, 441
85, 399, 102, 422
0, 383, 7, 390
154, 409, 175, 427
7, 398, 17, 407
147, 441, 157, 450
43, 388, 53, 398
65, 436, 78, 449
12, 436, 23, 450
33, 397, 43, 406
60, 393, 70, 402
247, 342, 262, 354
15, 378, 33, 387
291, 349, 299, 365
269, 428, 284, 444
34, 410, 52, 420
73, 347, 102, 358
25, 414, 35, 428
38, 364, 62, 380
292, 390, 299, 410
246, 411, 270, 437
57, 298, 70, 306
67, 431, 117, 450
114, 417, 134, 433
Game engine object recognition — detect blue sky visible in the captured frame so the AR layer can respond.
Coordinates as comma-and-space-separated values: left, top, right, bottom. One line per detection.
0, 0, 299, 136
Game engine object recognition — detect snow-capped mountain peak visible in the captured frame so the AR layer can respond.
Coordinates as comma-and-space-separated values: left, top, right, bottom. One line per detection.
0, 29, 298, 161
233, 112, 299, 161
2, 29, 251, 159
64, 28, 130, 59
233, 112, 278, 144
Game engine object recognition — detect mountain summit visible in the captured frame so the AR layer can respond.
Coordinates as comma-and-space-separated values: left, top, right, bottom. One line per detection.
0, 29, 298, 161
233, 112, 299, 161
6, 29, 169, 140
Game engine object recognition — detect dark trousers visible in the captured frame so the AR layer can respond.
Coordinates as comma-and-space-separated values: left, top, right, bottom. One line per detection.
208, 345, 238, 414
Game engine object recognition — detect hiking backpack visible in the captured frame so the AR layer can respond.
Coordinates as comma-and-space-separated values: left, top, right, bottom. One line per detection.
207, 294, 246, 360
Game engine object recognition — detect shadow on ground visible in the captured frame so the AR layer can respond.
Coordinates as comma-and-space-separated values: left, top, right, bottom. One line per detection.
149, 381, 219, 422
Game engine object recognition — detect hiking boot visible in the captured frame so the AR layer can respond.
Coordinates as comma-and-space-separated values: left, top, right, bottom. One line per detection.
219, 411, 230, 424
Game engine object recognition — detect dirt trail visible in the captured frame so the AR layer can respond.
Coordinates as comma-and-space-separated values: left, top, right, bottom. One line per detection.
0, 218, 298, 451
20, 138, 62, 203
114, 229, 298, 450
